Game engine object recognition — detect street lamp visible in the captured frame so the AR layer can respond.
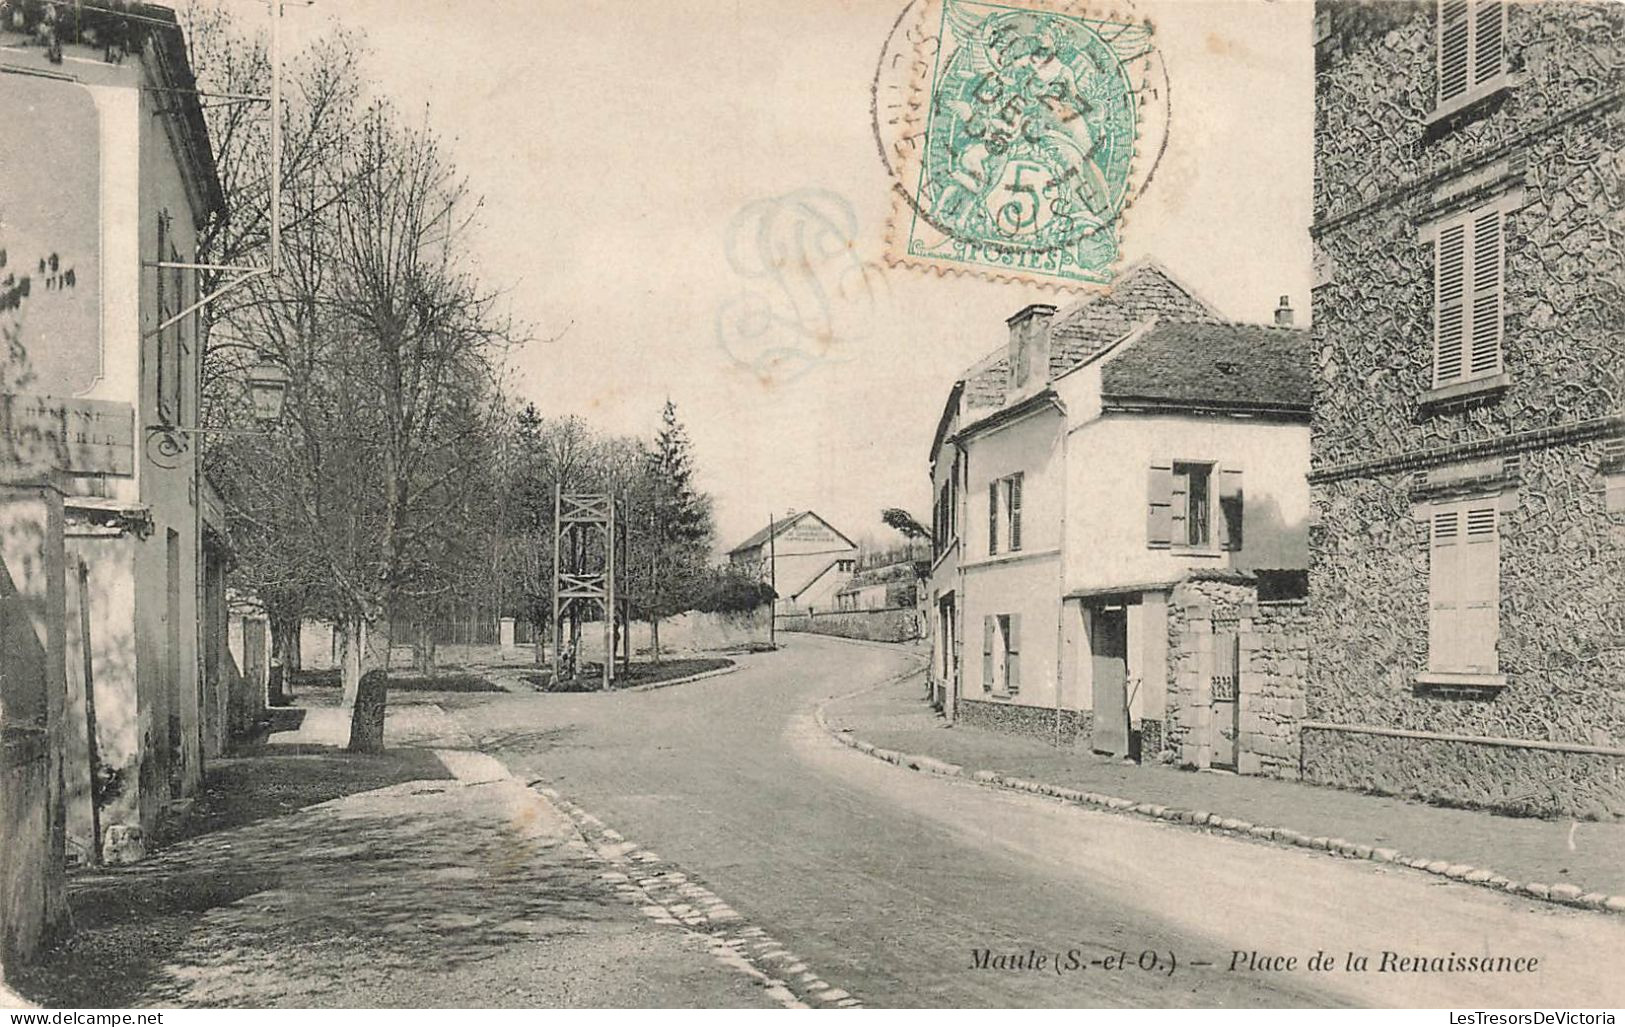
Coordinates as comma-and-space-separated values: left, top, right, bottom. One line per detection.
246, 354, 290, 426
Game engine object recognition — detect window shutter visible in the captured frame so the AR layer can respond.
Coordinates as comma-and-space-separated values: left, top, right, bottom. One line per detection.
1469, 208, 1503, 378
1217, 466, 1245, 552
1429, 508, 1462, 671
1169, 466, 1190, 545
1438, 0, 1471, 103
1461, 505, 1500, 671
1008, 475, 1023, 551
1473, 1, 1504, 87
988, 482, 999, 555
982, 616, 995, 691
1147, 464, 1173, 548
1435, 220, 1467, 385
1006, 613, 1021, 694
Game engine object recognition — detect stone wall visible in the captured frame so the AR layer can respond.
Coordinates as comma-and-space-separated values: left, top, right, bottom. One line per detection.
1306, 437, 1625, 817
1239, 600, 1311, 779
958, 698, 1090, 745
1309, 3, 1625, 818
1166, 578, 1309, 779
1302, 728, 1625, 820
627, 607, 771, 654
778, 607, 923, 644
1314, 2, 1622, 467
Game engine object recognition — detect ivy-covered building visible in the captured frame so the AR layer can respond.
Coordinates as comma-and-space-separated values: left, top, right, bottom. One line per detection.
1307, 1, 1624, 817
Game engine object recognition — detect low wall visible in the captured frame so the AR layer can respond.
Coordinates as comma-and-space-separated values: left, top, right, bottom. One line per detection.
778, 607, 922, 643
958, 698, 1091, 745
1302, 726, 1625, 820
628, 607, 771, 654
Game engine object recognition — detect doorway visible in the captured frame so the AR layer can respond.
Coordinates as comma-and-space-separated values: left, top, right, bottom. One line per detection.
1089, 605, 1129, 758
1210, 621, 1240, 770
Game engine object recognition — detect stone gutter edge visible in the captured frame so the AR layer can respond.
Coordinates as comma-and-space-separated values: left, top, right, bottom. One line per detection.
813, 667, 1625, 919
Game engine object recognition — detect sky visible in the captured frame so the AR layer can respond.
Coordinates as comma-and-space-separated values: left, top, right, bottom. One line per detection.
272, 0, 1313, 553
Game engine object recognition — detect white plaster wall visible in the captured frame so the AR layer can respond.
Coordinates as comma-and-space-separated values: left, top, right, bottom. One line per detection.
1064, 413, 1311, 594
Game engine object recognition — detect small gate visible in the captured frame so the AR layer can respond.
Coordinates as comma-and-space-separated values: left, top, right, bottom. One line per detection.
1210, 617, 1240, 770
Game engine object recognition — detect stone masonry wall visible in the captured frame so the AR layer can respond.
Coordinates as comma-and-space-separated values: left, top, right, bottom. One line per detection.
1306, 437, 1625, 818
1167, 579, 1310, 779
1239, 600, 1311, 780
958, 698, 1090, 746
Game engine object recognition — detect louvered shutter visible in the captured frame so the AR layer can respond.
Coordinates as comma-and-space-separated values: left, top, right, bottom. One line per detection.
988, 481, 999, 555
1429, 509, 1463, 670
1006, 614, 1021, 694
1217, 466, 1245, 552
1473, 1, 1504, 88
1438, 0, 1471, 104
1460, 505, 1500, 671
1147, 464, 1173, 548
982, 616, 995, 691
1435, 220, 1467, 385
1008, 475, 1023, 551
1469, 208, 1503, 378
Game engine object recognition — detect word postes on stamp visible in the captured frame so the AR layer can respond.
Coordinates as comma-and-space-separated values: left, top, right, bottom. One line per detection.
884, 0, 1165, 289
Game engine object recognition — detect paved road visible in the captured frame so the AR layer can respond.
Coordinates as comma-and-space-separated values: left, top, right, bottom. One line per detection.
452, 635, 1625, 1008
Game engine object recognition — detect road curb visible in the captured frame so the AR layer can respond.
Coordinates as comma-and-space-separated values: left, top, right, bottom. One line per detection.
814, 667, 1625, 919
624, 663, 740, 693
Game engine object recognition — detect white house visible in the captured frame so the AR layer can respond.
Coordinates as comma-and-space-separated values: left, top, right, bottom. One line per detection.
727, 511, 857, 615
927, 263, 1311, 768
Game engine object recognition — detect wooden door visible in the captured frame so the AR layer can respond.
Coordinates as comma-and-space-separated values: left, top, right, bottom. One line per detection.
1090, 606, 1129, 757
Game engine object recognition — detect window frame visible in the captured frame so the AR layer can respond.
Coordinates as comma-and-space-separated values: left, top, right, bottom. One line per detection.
1424, 496, 1502, 680
1432, 201, 1505, 390
1172, 461, 1214, 549
1434, 0, 1508, 119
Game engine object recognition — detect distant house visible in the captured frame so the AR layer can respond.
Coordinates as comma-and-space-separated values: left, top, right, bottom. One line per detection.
727, 511, 857, 615
927, 262, 1312, 772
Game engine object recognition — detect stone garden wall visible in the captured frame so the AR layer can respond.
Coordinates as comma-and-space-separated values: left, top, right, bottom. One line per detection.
1166, 576, 1310, 779
778, 607, 922, 644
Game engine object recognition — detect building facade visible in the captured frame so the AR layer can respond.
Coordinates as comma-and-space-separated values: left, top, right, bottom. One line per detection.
2, 2, 231, 871
927, 265, 1313, 771
727, 511, 857, 616
1308, 1, 1624, 817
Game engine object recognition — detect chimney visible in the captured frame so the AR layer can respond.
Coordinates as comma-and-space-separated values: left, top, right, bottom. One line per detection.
1006, 303, 1058, 395
1274, 295, 1294, 327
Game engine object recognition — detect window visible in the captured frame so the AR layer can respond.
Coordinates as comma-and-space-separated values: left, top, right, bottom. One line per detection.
1428, 500, 1500, 674
982, 613, 1021, 694
988, 473, 1023, 555
1175, 462, 1211, 546
1149, 463, 1243, 550
1434, 202, 1503, 388
1437, 0, 1505, 109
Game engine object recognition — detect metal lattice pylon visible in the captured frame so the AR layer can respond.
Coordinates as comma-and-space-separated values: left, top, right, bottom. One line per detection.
551, 488, 630, 690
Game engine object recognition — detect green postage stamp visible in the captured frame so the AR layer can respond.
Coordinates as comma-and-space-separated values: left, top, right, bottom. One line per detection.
884, 0, 1165, 288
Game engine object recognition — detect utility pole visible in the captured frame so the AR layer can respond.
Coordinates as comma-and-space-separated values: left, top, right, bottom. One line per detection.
767, 513, 777, 649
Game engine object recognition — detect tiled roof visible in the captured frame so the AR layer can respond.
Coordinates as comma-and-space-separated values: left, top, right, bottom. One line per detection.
728, 512, 805, 555
1046, 263, 1219, 376
954, 262, 1220, 411
726, 511, 857, 555
1099, 322, 1311, 410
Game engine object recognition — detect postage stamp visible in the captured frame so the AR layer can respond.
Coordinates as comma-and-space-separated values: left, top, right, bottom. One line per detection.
882, 0, 1166, 288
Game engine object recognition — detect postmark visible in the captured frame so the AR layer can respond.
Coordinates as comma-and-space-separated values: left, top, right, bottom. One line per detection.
880, 0, 1168, 289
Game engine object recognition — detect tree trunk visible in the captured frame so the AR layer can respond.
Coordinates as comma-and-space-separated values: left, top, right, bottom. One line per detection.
651, 617, 661, 664
412, 622, 437, 676
270, 613, 303, 674
338, 617, 389, 706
